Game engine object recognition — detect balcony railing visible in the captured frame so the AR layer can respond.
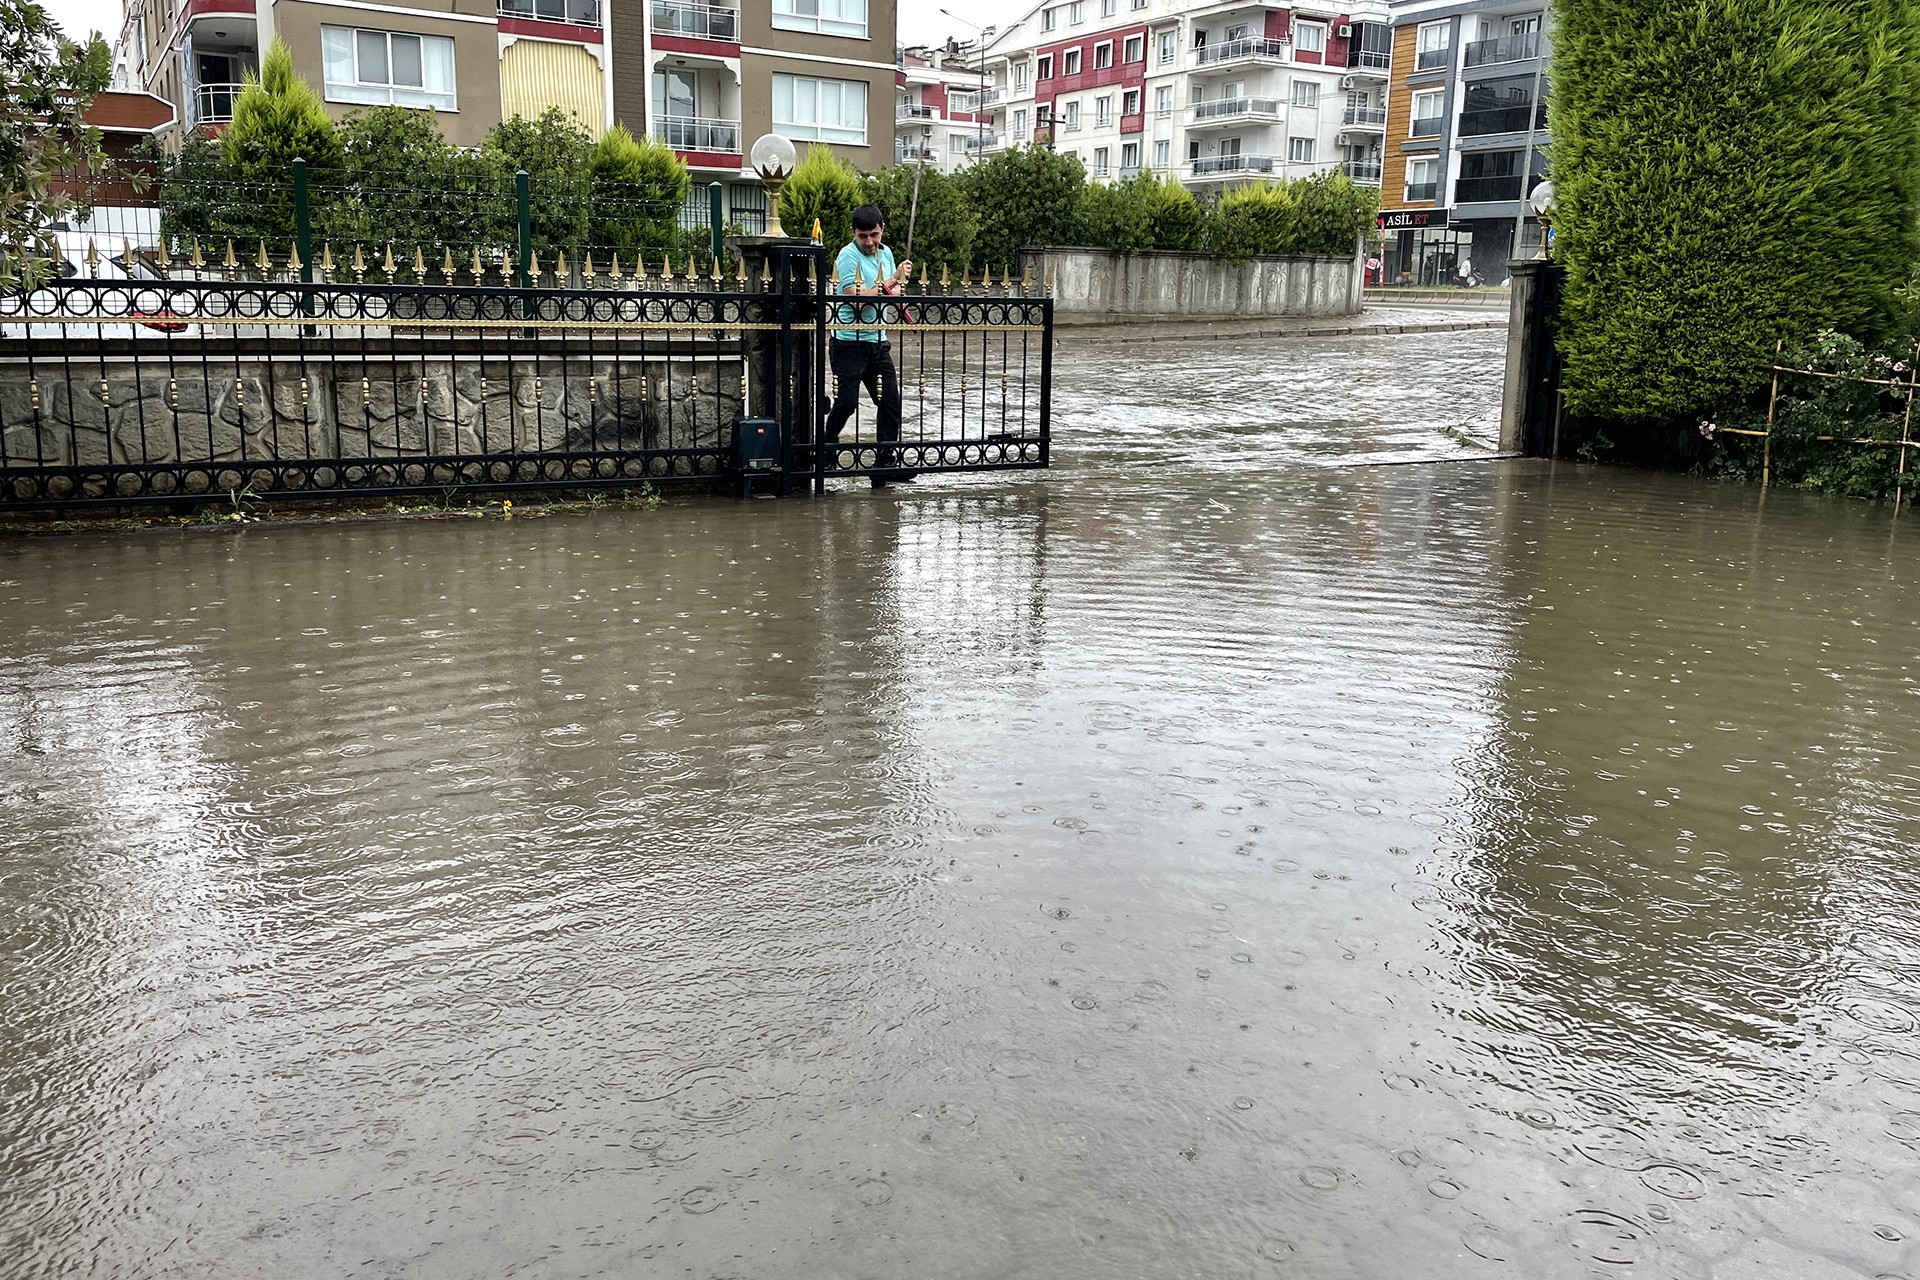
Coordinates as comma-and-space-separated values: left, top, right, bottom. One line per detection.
499, 0, 601, 24
193, 80, 246, 124
1192, 153, 1277, 175
1118, 164, 1142, 179
1342, 159, 1382, 184
1410, 114, 1445, 138
1349, 48, 1391, 70
649, 0, 737, 40
1195, 37, 1290, 67
1191, 96, 1282, 123
1414, 45, 1451, 70
1341, 104, 1387, 127
1463, 31, 1542, 68
1457, 103, 1546, 136
896, 143, 935, 162
897, 103, 937, 123
1404, 180, 1438, 201
950, 90, 999, 113
1455, 174, 1524, 203
652, 115, 740, 153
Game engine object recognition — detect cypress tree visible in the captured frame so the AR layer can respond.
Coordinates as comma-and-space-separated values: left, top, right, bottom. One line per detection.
1553, 0, 1920, 435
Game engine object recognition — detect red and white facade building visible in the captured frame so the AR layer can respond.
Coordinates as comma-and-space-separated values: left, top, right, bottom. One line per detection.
981, 0, 1392, 190
895, 46, 999, 175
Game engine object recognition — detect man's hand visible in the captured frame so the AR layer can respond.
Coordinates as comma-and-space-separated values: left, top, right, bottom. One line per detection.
888, 259, 913, 293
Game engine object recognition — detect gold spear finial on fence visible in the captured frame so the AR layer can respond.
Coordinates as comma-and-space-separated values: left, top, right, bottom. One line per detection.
81, 237, 98, 276
758, 257, 772, 287
287, 241, 302, 273
1045, 270, 1056, 295
256, 239, 271, 273
190, 237, 205, 274
441, 246, 456, 284
556, 249, 571, 285
583, 251, 597, 286
529, 247, 542, 281
661, 253, 674, 285
155, 239, 172, 272
939, 263, 950, 293
961, 263, 972, 292
381, 243, 397, 283
470, 246, 485, 281
221, 239, 238, 274
352, 243, 367, 282
1021, 266, 1032, 296
982, 263, 994, 292
711, 254, 723, 286
320, 242, 335, 279
120, 239, 137, 272
609, 250, 623, 283
736, 255, 748, 287
412, 245, 426, 280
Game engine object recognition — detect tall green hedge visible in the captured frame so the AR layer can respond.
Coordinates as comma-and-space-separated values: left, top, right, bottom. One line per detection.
1553, 0, 1920, 432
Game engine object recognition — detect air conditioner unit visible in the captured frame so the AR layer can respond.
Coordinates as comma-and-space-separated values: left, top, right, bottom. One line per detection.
1340, 74, 1356, 89
1337, 23, 1352, 37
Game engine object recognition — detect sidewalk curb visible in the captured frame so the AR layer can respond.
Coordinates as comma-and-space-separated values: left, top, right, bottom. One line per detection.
1062, 318, 1508, 344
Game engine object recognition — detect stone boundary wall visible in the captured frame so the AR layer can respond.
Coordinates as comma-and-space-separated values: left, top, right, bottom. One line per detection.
1020, 244, 1364, 322
0, 346, 744, 468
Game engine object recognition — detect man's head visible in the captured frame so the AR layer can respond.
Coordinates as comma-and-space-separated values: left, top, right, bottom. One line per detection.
851, 205, 885, 255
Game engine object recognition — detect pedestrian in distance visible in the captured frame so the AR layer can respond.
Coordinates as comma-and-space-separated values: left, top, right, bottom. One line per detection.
824, 204, 915, 487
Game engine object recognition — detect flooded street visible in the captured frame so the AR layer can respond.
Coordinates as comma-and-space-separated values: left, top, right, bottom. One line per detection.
5, 321, 1920, 1278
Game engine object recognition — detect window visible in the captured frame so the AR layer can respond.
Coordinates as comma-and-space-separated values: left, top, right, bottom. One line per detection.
1294, 21, 1325, 53
321, 27, 455, 109
1063, 99, 1080, 129
772, 73, 868, 143
1406, 156, 1438, 200
1154, 85, 1172, 116
1064, 48, 1081, 74
1123, 34, 1143, 62
1410, 88, 1444, 135
951, 133, 971, 152
1225, 23, 1247, 41
1291, 80, 1318, 107
1042, 7, 1056, 30
1289, 136, 1314, 162
1158, 32, 1176, 64
1095, 93, 1112, 125
1093, 145, 1110, 175
1013, 107, 1028, 135
1015, 62, 1029, 90
1416, 21, 1450, 69
1132, 0, 1146, 7
1069, 1, 1085, 22
1101, 0, 1116, 14
1094, 41, 1112, 69
772, 0, 868, 38
1122, 88, 1140, 115
1153, 139, 1169, 167
1121, 141, 1138, 168
1037, 54, 1053, 79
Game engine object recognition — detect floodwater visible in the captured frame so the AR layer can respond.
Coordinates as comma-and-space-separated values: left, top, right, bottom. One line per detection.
5, 324, 1920, 1278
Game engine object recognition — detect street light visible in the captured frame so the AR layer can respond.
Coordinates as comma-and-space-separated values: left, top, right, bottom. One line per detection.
939, 7, 990, 160
1529, 179, 1557, 260
749, 133, 797, 237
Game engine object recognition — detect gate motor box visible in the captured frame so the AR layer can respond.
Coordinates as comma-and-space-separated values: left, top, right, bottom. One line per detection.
732, 417, 781, 472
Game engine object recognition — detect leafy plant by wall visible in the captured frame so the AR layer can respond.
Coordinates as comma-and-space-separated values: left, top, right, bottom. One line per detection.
1553, 0, 1920, 435
1209, 181, 1299, 260
1291, 172, 1377, 255
220, 39, 342, 246
860, 162, 978, 278
586, 124, 690, 261
482, 107, 594, 257
960, 145, 1088, 268
778, 144, 863, 251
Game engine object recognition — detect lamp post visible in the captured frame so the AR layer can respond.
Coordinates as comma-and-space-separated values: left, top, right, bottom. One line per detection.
1529, 179, 1557, 261
749, 133, 798, 238
940, 7, 991, 162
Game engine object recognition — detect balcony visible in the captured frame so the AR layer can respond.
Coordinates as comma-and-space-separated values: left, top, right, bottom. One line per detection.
1341, 104, 1387, 128
1455, 174, 1524, 203
1463, 31, 1543, 68
1404, 180, 1437, 201
896, 142, 935, 162
1414, 45, 1451, 70
1194, 38, 1290, 69
1192, 153, 1277, 176
193, 81, 246, 125
950, 89, 1000, 113
650, 0, 738, 41
1343, 160, 1382, 184
1349, 48, 1391, 71
499, 0, 601, 24
1118, 164, 1142, 179
1189, 96, 1283, 127
652, 115, 740, 154
1410, 114, 1445, 138
1458, 103, 1546, 136
897, 103, 938, 124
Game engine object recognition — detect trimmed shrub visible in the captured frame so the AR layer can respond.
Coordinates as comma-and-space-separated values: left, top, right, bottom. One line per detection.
1292, 171, 1376, 255
482, 107, 594, 257
778, 143, 863, 250
961, 144, 1087, 268
332, 106, 463, 251
1553, 0, 1920, 434
1209, 181, 1299, 260
861, 163, 979, 278
586, 124, 690, 259
220, 39, 341, 246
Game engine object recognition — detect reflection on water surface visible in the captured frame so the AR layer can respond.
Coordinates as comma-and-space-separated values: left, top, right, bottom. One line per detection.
3, 329, 1919, 1277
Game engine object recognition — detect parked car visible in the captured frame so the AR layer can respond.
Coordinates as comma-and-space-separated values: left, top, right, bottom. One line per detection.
1, 232, 196, 339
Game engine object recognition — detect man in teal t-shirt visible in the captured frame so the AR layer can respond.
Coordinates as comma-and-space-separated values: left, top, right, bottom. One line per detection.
824, 204, 913, 483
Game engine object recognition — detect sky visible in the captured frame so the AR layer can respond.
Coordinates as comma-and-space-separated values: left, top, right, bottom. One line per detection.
39, 0, 1033, 52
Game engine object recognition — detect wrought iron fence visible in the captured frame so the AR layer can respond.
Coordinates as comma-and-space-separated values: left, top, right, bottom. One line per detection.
0, 245, 1054, 509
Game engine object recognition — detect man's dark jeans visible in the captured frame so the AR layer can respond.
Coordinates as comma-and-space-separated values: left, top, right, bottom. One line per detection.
824, 337, 901, 465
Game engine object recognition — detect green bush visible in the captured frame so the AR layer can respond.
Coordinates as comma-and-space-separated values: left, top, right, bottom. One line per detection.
220, 39, 342, 247
1208, 181, 1298, 260
1553, 0, 1920, 436
1292, 171, 1376, 255
331, 106, 463, 251
778, 143, 863, 250
861, 162, 978, 278
586, 124, 689, 259
482, 107, 593, 257
960, 145, 1087, 269
1140, 171, 1208, 250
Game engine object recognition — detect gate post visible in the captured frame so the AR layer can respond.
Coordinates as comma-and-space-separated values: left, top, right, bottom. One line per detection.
729, 234, 821, 493
1502, 257, 1565, 456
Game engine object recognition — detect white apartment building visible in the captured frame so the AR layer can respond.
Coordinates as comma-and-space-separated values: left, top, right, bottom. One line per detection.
896, 45, 1000, 174
981, 0, 1391, 191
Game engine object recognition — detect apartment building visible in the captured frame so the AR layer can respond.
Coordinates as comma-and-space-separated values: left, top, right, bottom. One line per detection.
1378, 0, 1547, 286
895, 44, 999, 175
117, 0, 898, 227
982, 0, 1391, 191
